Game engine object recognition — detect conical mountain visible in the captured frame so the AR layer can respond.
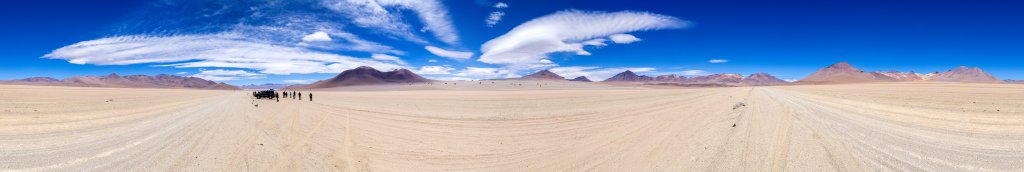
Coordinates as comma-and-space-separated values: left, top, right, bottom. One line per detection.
568, 76, 592, 82
797, 62, 877, 84
742, 73, 789, 86
299, 66, 431, 89
520, 70, 566, 80
603, 70, 653, 82
929, 66, 1000, 83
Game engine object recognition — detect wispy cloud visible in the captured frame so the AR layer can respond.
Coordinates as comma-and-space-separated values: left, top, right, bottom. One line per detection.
494, 2, 508, 8
44, 34, 407, 75
425, 46, 474, 60
191, 69, 266, 81
486, 12, 506, 27
608, 34, 641, 44
320, 0, 460, 45
371, 54, 406, 65
550, 66, 656, 81
416, 66, 455, 75
301, 31, 332, 42
479, 10, 688, 71
452, 67, 512, 80
708, 59, 728, 63
681, 70, 709, 76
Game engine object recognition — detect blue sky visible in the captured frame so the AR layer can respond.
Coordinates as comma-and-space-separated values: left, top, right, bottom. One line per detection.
2, 0, 1022, 84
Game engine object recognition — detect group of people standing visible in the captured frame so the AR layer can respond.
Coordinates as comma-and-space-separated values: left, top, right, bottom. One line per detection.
281, 91, 312, 101
252, 89, 312, 102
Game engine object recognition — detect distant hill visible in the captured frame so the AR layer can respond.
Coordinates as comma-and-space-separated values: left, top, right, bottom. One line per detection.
742, 73, 789, 86
1005, 80, 1024, 84
654, 74, 686, 82
797, 62, 877, 84
929, 66, 1001, 83
289, 66, 431, 89
603, 70, 654, 82
689, 74, 744, 84
520, 70, 566, 80
239, 83, 293, 89
798, 62, 1001, 84
869, 71, 924, 81
0, 74, 240, 90
568, 76, 592, 82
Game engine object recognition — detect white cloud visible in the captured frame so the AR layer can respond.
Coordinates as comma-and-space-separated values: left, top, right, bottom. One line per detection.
175, 72, 189, 75
425, 46, 474, 60
190, 69, 266, 81
416, 65, 454, 75
494, 2, 508, 8
284, 79, 317, 84
549, 66, 656, 81
428, 59, 438, 63
453, 67, 512, 79
486, 11, 505, 27
708, 59, 728, 63
582, 38, 608, 46
608, 34, 640, 44
479, 10, 688, 70
302, 31, 333, 42
371, 54, 406, 65
43, 34, 407, 75
681, 70, 709, 76
320, 0, 460, 45
783, 79, 798, 82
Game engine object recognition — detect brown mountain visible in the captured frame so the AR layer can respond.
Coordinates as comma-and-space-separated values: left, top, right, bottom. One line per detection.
0, 74, 240, 90
520, 70, 566, 80
294, 66, 431, 89
797, 62, 877, 84
603, 70, 653, 82
568, 76, 592, 82
654, 74, 687, 82
929, 66, 1000, 83
742, 73, 790, 86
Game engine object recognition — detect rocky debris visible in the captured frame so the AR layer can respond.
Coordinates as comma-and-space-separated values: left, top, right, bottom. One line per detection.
733, 102, 747, 110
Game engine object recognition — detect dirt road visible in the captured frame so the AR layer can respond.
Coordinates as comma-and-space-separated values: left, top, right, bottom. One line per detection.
1, 83, 1022, 171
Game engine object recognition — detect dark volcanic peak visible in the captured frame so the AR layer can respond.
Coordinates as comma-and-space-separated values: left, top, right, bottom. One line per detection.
0, 74, 240, 90
603, 70, 653, 82
300, 66, 431, 89
568, 76, 592, 82
521, 70, 566, 80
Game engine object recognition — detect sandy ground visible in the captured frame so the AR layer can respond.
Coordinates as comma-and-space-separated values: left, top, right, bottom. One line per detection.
1, 82, 1023, 171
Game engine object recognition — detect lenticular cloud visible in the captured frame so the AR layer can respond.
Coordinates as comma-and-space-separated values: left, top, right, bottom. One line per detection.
43, 34, 405, 75
479, 10, 689, 69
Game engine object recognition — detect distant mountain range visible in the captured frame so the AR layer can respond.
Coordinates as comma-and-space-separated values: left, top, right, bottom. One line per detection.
1, 62, 1012, 90
601, 70, 788, 86
797, 62, 1001, 84
239, 83, 293, 89
287, 66, 432, 89
0, 74, 240, 90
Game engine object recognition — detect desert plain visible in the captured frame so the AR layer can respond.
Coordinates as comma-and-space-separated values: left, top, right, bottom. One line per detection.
1, 82, 1023, 171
